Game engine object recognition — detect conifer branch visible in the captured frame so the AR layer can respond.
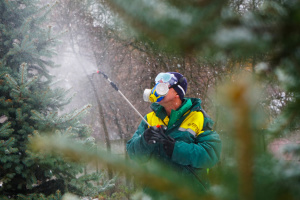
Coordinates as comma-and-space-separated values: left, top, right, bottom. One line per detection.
221, 74, 256, 200
11, 89, 21, 95
23, 76, 38, 88
16, 108, 22, 121
30, 110, 45, 121
4, 137, 15, 147
0, 122, 11, 130
269, 111, 298, 138
4, 74, 19, 90
30, 135, 210, 200
64, 105, 92, 123
66, 126, 73, 133
0, 72, 6, 78
20, 17, 32, 35
47, 25, 52, 41
0, 122, 13, 137
20, 63, 27, 85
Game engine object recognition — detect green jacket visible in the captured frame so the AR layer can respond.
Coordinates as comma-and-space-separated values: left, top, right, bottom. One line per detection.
126, 98, 222, 190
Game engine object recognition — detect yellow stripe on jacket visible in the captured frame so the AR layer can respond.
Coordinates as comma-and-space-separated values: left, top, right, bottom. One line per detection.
146, 112, 169, 127
179, 111, 204, 136
146, 111, 204, 136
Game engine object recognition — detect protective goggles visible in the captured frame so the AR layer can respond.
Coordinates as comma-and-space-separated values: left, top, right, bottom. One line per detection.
155, 73, 178, 85
155, 72, 186, 95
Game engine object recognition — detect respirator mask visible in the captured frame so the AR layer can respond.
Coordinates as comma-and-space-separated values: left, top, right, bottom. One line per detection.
143, 73, 179, 103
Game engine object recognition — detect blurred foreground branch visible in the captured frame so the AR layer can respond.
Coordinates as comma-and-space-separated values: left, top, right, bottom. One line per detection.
29, 135, 212, 200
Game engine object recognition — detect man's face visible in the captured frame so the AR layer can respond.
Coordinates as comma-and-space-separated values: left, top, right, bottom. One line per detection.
158, 88, 178, 106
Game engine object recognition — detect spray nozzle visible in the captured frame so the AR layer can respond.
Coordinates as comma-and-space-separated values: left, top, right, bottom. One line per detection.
93, 69, 151, 127
95, 70, 108, 79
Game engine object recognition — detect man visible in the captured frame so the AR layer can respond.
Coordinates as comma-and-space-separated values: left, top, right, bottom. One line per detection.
126, 72, 221, 193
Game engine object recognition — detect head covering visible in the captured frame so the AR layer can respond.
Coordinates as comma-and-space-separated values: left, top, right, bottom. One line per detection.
168, 72, 187, 101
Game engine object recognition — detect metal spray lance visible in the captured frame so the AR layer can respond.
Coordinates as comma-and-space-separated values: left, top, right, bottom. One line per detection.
93, 70, 151, 127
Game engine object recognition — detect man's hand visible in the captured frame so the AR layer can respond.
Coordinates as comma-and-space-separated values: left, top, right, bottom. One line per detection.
163, 139, 175, 157
143, 126, 165, 144
143, 126, 176, 157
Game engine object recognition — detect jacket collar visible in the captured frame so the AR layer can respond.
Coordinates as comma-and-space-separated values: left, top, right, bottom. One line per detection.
150, 98, 202, 126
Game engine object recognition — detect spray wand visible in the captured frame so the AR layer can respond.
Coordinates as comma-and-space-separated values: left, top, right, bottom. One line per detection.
93, 70, 151, 127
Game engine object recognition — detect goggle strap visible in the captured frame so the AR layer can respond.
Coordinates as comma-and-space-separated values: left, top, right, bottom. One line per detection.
177, 85, 186, 95
170, 76, 186, 95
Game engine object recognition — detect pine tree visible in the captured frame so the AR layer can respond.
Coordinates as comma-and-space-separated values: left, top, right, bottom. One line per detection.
29, 0, 300, 199
0, 1, 112, 198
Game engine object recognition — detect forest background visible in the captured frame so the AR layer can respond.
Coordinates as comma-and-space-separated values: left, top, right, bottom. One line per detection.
1, 0, 300, 199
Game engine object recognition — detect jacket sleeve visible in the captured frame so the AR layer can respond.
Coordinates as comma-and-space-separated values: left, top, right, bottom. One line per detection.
126, 117, 157, 163
171, 130, 222, 169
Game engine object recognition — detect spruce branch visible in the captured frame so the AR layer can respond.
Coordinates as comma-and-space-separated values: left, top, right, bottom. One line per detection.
216, 73, 266, 200
65, 126, 73, 134
30, 135, 212, 200
20, 62, 28, 85
11, 89, 21, 95
20, 16, 32, 34
0, 122, 13, 137
20, 35, 36, 53
268, 110, 298, 139
227, 79, 254, 200
3, 137, 15, 147
0, 72, 7, 78
64, 105, 92, 123
23, 76, 38, 88
16, 108, 22, 121
47, 25, 52, 41
4, 74, 19, 90
30, 110, 45, 121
